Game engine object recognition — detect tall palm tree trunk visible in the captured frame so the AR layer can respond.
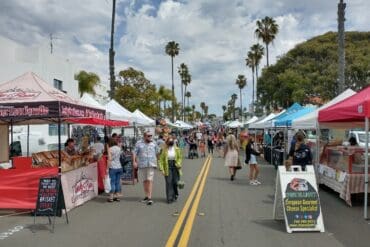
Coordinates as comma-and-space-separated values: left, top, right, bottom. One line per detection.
109, 0, 116, 99
239, 88, 243, 120
171, 57, 175, 122
252, 67, 255, 113
255, 65, 259, 114
265, 43, 269, 67
183, 85, 187, 121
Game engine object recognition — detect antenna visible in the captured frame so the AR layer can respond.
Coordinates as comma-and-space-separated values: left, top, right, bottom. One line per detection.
49, 33, 61, 54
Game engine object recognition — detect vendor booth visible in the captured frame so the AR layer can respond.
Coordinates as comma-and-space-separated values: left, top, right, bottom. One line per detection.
318, 86, 370, 219
0, 72, 106, 211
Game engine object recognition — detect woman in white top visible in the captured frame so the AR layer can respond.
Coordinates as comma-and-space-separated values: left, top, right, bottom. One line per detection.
224, 134, 239, 181
107, 138, 123, 202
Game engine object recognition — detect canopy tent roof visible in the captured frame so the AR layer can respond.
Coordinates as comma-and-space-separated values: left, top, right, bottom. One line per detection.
105, 99, 133, 124
319, 86, 370, 128
227, 120, 243, 128
173, 120, 193, 129
0, 72, 105, 125
80, 93, 105, 110
274, 106, 317, 127
244, 116, 259, 125
292, 89, 356, 129
249, 113, 276, 129
65, 117, 129, 127
132, 109, 155, 126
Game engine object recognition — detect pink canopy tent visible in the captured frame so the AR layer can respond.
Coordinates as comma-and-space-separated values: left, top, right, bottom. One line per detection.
318, 86, 370, 219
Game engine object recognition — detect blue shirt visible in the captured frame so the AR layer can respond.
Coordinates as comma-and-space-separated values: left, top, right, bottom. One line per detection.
134, 140, 159, 168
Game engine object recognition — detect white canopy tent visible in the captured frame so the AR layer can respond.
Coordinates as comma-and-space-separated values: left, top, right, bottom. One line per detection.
105, 99, 134, 124
132, 109, 155, 126
80, 93, 105, 110
227, 120, 243, 128
291, 89, 356, 129
249, 113, 276, 129
244, 116, 259, 126
174, 120, 193, 130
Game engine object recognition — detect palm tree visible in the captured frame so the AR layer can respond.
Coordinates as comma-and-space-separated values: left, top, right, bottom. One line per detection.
235, 75, 247, 120
178, 63, 188, 120
109, 0, 116, 98
247, 44, 264, 113
255, 16, 279, 67
165, 41, 180, 122
204, 105, 209, 119
183, 73, 191, 120
200, 102, 206, 118
185, 91, 191, 109
231, 94, 238, 120
222, 105, 226, 114
75, 71, 100, 97
192, 104, 196, 120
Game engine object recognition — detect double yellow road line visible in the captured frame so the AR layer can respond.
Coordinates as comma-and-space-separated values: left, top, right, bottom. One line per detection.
165, 155, 212, 247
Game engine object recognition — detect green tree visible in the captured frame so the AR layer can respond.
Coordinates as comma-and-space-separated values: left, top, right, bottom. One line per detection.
235, 74, 247, 119
248, 44, 264, 112
257, 32, 370, 109
178, 63, 189, 121
165, 41, 180, 122
200, 102, 206, 118
74, 70, 100, 97
115, 67, 159, 117
255, 16, 279, 67
222, 105, 226, 114
185, 91, 191, 120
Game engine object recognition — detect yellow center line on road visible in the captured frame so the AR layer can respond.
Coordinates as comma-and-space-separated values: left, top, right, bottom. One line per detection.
165, 155, 211, 247
177, 156, 212, 247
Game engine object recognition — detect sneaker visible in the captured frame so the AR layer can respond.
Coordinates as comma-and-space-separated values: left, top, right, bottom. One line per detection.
250, 180, 258, 185
254, 180, 261, 185
146, 199, 153, 205
141, 197, 149, 203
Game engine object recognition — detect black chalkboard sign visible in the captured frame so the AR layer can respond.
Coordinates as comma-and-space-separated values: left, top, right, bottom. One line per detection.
35, 177, 60, 216
121, 152, 136, 184
34, 176, 68, 232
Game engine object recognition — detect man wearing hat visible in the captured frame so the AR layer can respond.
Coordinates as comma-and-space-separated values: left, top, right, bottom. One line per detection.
133, 130, 160, 205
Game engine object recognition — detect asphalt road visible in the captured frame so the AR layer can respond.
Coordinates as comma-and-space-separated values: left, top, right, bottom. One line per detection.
0, 154, 370, 247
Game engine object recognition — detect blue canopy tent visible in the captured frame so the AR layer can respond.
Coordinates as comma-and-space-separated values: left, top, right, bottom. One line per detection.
267, 103, 303, 128
274, 106, 317, 127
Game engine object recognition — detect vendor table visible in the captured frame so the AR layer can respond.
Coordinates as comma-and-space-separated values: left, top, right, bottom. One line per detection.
318, 164, 370, 206
61, 162, 98, 211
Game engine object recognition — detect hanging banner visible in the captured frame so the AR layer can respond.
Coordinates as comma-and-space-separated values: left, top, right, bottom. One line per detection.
61, 163, 98, 211
274, 165, 325, 233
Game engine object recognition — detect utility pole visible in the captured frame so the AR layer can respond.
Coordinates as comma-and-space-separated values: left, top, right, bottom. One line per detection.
337, 0, 346, 94
109, 0, 116, 99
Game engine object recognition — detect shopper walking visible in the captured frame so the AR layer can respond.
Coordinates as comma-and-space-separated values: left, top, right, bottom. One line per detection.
107, 138, 123, 202
207, 136, 214, 155
133, 131, 160, 205
159, 137, 183, 204
224, 134, 239, 181
245, 136, 263, 185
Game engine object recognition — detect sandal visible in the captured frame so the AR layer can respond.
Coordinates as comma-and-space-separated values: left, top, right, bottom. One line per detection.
113, 198, 120, 202
107, 198, 114, 202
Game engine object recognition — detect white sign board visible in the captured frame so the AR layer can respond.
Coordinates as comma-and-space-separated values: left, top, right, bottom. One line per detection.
273, 165, 325, 233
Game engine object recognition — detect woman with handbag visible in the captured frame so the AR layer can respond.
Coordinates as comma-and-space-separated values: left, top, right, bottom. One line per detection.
245, 135, 263, 185
224, 134, 240, 181
159, 137, 183, 204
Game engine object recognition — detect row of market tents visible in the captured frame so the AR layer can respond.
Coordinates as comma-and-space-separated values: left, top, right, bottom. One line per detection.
225, 88, 357, 130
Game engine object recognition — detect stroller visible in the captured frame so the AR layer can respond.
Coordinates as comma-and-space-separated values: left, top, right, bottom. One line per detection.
188, 142, 199, 159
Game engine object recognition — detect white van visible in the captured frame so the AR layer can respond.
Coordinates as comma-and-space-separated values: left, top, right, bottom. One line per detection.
348, 131, 370, 147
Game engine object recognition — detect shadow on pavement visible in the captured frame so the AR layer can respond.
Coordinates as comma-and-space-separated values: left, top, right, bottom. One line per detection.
252, 219, 286, 232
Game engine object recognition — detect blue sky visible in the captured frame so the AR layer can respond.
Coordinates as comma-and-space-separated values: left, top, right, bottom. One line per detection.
0, 0, 369, 116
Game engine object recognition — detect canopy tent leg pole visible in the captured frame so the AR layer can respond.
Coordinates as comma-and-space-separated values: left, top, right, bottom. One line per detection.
27, 124, 30, 157
10, 119, 13, 161
67, 124, 71, 139
315, 124, 321, 183
365, 117, 369, 220
58, 117, 62, 176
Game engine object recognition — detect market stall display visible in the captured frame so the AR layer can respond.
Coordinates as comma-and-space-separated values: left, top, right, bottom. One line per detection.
319, 86, 370, 218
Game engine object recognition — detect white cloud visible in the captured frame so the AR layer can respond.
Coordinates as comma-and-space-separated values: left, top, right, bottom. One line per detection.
0, 0, 369, 116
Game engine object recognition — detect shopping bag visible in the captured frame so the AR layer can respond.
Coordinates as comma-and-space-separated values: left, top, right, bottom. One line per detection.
235, 158, 242, 170
177, 180, 185, 189
104, 175, 111, 193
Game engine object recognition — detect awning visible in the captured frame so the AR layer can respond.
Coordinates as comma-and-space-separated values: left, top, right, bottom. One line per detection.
65, 118, 129, 127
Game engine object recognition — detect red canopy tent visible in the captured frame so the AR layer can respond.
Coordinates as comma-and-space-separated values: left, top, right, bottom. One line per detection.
318, 86, 370, 219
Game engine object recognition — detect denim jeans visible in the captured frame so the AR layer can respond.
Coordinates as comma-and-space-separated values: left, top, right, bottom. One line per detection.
109, 168, 123, 193
165, 160, 179, 202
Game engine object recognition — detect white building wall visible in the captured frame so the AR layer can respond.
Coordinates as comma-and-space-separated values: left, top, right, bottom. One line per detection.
0, 36, 78, 98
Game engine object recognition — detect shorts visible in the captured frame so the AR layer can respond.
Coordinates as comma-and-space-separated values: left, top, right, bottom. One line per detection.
249, 154, 257, 165
139, 167, 155, 181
